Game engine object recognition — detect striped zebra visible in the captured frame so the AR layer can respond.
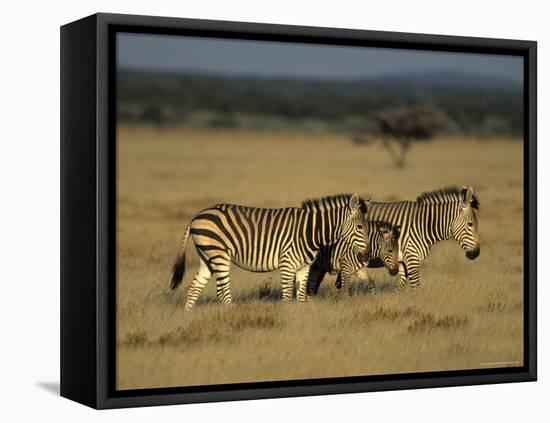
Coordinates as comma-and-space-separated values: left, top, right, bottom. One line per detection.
170, 194, 370, 309
366, 186, 480, 289
306, 221, 401, 297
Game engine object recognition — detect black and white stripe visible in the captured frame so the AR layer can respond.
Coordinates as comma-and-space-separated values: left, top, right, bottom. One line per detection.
366, 186, 480, 289
306, 221, 401, 296
170, 194, 370, 309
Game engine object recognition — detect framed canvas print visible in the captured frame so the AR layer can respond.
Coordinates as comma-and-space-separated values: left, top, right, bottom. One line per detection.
60, 13, 537, 409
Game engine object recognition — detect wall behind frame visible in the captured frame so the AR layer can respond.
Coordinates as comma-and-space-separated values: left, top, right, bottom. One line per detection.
1, 0, 546, 422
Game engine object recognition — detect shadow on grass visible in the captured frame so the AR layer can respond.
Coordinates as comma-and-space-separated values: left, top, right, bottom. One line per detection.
237, 282, 283, 304
155, 277, 399, 309
146, 281, 283, 312
311, 276, 398, 299
353, 279, 396, 296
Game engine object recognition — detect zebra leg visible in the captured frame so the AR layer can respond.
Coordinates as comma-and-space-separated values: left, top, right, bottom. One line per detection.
185, 258, 212, 310
306, 266, 326, 297
339, 266, 353, 297
335, 273, 342, 289
367, 278, 376, 291
215, 273, 233, 306
211, 255, 233, 306
356, 267, 375, 291
396, 261, 408, 290
296, 265, 312, 303
407, 261, 421, 289
279, 263, 296, 302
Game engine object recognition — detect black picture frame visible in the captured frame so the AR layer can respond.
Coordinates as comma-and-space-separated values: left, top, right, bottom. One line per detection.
60, 12, 537, 409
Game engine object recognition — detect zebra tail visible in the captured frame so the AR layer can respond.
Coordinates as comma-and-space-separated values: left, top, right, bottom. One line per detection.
170, 222, 191, 290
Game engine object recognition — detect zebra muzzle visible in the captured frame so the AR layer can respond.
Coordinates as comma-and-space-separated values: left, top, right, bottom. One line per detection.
388, 265, 399, 276
466, 247, 480, 260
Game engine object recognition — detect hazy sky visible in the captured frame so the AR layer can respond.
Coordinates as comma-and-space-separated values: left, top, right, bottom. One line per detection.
117, 32, 523, 82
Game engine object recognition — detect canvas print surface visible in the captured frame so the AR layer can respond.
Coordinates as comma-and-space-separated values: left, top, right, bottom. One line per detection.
115, 33, 524, 390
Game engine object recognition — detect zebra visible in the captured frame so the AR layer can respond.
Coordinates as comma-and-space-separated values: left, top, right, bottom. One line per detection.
306, 221, 401, 297
366, 186, 480, 290
170, 194, 370, 309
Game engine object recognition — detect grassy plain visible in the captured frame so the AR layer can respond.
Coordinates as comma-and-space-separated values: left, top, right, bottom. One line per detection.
116, 125, 524, 389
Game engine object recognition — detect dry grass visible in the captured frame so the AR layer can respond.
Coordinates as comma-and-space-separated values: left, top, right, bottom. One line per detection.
116, 125, 524, 390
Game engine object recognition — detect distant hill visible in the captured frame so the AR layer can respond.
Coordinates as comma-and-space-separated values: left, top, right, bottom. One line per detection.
117, 69, 523, 136
364, 71, 522, 92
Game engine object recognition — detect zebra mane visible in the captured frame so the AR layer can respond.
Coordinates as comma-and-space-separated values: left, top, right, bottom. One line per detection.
370, 220, 398, 231
368, 220, 401, 239
416, 186, 480, 209
301, 194, 368, 213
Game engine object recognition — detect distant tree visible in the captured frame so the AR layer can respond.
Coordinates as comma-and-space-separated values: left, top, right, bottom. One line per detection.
373, 106, 449, 168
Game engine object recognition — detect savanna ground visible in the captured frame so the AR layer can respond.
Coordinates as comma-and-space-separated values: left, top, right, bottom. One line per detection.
116, 125, 523, 390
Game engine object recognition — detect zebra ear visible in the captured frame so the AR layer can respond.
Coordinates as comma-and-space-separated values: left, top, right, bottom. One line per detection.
359, 198, 370, 214
349, 193, 361, 212
461, 186, 474, 205
377, 223, 390, 238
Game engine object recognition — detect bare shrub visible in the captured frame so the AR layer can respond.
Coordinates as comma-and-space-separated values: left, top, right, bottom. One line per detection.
158, 320, 226, 346
213, 305, 280, 330
349, 306, 468, 335
157, 304, 281, 347
408, 314, 469, 333
353, 306, 426, 323
123, 330, 149, 346
482, 301, 523, 313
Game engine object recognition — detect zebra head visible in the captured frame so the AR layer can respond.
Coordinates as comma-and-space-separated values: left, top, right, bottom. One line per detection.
373, 222, 401, 275
340, 194, 370, 263
450, 186, 480, 260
